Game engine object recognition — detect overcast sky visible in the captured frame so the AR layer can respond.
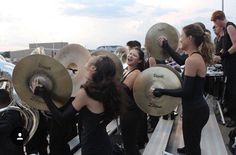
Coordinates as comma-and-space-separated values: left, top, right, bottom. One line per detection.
0, 0, 235, 51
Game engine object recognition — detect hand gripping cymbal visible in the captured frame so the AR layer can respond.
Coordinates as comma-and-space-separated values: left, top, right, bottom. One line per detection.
55, 44, 91, 97
133, 64, 182, 116
145, 22, 179, 60
12, 55, 72, 111
92, 50, 123, 81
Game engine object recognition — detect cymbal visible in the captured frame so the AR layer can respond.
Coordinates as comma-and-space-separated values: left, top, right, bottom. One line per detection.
12, 55, 72, 111
92, 50, 123, 81
133, 64, 182, 116
55, 44, 91, 97
145, 22, 179, 60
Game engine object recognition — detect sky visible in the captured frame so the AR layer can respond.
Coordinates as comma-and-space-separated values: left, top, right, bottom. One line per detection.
0, 0, 236, 51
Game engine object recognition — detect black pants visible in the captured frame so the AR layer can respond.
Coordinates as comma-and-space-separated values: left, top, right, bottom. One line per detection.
136, 109, 148, 146
26, 112, 49, 155
149, 115, 159, 128
183, 105, 209, 155
120, 109, 141, 155
225, 76, 236, 121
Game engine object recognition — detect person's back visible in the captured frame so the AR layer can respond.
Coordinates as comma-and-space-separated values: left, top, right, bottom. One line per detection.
32, 56, 122, 155
79, 106, 112, 155
222, 22, 236, 76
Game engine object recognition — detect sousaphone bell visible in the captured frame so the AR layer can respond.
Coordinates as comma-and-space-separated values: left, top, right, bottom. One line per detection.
55, 44, 91, 97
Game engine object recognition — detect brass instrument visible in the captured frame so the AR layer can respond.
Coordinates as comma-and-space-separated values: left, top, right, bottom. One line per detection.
0, 59, 39, 144
115, 47, 128, 69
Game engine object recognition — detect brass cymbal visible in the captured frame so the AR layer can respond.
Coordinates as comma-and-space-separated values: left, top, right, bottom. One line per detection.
145, 22, 179, 60
133, 64, 182, 116
55, 44, 91, 97
92, 50, 123, 81
12, 55, 72, 111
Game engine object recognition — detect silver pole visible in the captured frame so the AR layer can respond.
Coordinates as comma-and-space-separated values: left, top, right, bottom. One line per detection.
222, 0, 224, 11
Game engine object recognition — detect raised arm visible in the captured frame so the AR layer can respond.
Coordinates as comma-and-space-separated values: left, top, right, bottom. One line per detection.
34, 87, 86, 126
162, 41, 186, 65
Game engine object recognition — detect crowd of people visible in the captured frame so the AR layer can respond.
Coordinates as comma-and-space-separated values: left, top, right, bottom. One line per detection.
0, 10, 236, 155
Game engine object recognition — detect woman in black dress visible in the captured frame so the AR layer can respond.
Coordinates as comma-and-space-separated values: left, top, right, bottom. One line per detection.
120, 47, 148, 155
153, 24, 214, 155
32, 56, 123, 155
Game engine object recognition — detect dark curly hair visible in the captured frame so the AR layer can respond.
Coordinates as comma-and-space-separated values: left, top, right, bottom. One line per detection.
131, 47, 145, 71
82, 56, 123, 120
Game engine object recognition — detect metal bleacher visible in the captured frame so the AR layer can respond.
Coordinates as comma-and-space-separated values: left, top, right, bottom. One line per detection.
71, 96, 228, 155
144, 96, 228, 155
143, 117, 174, 155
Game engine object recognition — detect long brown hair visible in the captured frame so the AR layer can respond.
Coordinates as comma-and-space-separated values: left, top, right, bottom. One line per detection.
183, 24, 214, 64
132, 47, 145, 71
82, 56, 123, 120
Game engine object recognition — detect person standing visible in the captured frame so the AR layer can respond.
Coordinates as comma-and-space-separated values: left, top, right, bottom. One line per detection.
33, 56, 123, 155
211, 10, 236, 127
154, 24, 213, 155
120, 47, 147, 154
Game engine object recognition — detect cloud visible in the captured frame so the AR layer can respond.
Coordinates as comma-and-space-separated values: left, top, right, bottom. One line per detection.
62, 0, 136, 18
0, 0, 236, 51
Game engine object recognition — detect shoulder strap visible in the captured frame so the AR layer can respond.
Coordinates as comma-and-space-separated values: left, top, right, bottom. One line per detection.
191, 51, 202, 56
121, 68, 138, 82
227, 22, 236, 28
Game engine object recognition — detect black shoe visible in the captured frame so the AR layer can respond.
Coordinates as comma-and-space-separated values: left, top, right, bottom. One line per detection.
171, 112, 178, 120
163, 114, 169, 120
177, 147, 186, 153
148, 127, 154, 133
226, 120, 236, 128
137, 143, 145, 150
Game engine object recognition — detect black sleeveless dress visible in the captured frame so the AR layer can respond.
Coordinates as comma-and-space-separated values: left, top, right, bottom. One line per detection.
222, 22, 236, 76
182, 76, 209, 155
120, 68, 142, 155
154, 52, 210, 155
79, 107, 113, 155
222, 22, 236, 121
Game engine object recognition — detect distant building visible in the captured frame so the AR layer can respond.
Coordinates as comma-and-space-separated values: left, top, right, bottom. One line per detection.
0, 42, 68, 62
29, 42, 68, 56
96, 45, 122, 53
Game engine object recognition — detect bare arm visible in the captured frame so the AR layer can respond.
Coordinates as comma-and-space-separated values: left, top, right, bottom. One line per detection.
123, 70, 140, 90
72, 88, 88, 111
227, 25, 236, 54
149, 57, 157, 67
